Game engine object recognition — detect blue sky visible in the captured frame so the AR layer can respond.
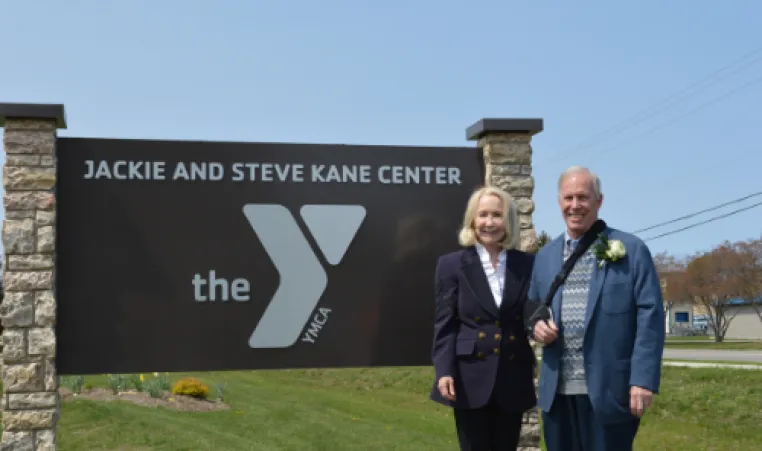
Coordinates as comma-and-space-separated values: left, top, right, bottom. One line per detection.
1, 0, 761, 258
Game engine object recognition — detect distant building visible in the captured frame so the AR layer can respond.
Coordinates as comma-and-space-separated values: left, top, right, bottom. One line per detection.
707, 298, 762, 340
659, 273, 762, 339
660, 273, 701, 335
665, 299, 697, 335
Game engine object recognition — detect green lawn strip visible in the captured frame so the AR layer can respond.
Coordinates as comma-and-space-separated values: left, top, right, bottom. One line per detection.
664, 341, 762, 350
664, 336, 714, 341
58, 368, 455, 451
44, 365, 762, 450
665, 337, 761, 342
664, 359, 762, 367
60, 401, 238, 451
237, 368, 456, 446
630, 366, 762, 450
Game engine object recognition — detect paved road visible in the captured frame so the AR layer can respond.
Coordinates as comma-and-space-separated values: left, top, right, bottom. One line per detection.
663, 348, 762, 363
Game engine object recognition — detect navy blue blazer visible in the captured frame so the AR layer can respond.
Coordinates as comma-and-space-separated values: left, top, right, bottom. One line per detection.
430, 246, 537, 412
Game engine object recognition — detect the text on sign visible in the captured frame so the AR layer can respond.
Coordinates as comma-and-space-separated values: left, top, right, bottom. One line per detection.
301, 308, 332, 344
83, 160, 463, 185
192, 270, 250, 302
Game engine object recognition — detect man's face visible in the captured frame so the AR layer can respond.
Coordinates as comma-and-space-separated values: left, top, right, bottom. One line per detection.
558, 172, 603, 238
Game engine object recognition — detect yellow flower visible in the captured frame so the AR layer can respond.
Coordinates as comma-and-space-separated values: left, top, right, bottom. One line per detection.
140, 374, 144, 382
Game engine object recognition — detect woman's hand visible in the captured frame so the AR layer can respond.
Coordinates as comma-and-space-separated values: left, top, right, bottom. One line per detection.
437, 376, 456, 401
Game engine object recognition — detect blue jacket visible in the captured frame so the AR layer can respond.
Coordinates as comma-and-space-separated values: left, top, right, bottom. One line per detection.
528, 227, 665, 424
430, 246, 537, 412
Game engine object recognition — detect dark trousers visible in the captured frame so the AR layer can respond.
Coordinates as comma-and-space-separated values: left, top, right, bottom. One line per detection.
453, 400, 523, 451
542, 394, 640, 451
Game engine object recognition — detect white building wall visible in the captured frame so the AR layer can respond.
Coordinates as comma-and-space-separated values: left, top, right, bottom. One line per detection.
666, 301, 695, 334
723, 306, 762, 340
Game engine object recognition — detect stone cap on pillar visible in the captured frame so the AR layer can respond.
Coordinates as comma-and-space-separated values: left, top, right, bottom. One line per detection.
466, 118, 543, 141
0, 102, 67, 129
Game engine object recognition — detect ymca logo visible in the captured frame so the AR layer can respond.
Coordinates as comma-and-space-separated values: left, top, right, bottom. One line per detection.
242, 203, 366, 349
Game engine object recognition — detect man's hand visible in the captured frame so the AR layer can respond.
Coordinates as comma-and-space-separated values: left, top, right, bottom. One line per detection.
533, 319, 559, 345
437, 376, 456, 401
630, 386, 653, 417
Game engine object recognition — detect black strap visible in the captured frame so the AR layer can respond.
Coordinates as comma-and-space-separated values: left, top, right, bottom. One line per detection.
524, 219, 607, 327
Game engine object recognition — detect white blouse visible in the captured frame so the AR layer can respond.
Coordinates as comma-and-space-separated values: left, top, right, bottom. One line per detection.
476, 243, 506, 307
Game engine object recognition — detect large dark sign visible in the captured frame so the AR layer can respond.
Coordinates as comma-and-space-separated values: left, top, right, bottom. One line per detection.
55, 137, 484, 375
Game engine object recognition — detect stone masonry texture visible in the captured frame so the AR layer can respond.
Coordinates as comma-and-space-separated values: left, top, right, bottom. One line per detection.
1, 118, 60, 450
479, 131, 541, 450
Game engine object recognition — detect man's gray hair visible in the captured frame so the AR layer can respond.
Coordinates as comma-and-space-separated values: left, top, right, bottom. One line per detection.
557, 165, 602, 200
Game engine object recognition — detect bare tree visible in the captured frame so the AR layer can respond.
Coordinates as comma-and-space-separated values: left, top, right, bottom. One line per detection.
680, 244, 747, 342
653, 251, 681, 273
652, 251, 688, 315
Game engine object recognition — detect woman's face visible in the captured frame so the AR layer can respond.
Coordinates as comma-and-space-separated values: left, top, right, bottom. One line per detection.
473, 194, 506, 248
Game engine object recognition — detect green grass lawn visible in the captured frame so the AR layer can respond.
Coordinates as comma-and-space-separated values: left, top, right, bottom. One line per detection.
665, 336, 713, 341
635, 366, 762, 450
664, 359, 762, 367
56, 368, 456, 451
9, 365, 757, 450
664, 340, 762, 350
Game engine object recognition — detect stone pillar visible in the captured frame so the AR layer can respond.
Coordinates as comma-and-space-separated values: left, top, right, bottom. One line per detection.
467, 118, 544, 451
0, 103, 66, 451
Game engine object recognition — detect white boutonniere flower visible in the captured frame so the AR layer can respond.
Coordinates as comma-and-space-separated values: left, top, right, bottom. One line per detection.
592, 233, 626, 268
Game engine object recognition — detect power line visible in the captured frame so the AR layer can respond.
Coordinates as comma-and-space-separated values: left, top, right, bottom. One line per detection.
642, 200, 762, 242
545, 47, 762, 163
574, 73, 762, 162
633, 190, 762, 234
542, 46, 762, 165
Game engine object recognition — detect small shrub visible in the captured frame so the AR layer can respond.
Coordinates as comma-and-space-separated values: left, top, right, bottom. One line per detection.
130, 374, 145, 392
107, 375, 119, 394
72, 376, 84, 394
144, 379, 163, 398
107, 374, 128, 394
171, 377, 209, 399
156, 373, 171, 391
214, 382, 227, 402
62, 375, 84, 394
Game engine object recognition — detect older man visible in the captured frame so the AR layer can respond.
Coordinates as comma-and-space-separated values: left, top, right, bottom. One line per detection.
525, 166, 665, 451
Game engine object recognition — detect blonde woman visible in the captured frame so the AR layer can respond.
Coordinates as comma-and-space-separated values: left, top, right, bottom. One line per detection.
430, 186, 537, 450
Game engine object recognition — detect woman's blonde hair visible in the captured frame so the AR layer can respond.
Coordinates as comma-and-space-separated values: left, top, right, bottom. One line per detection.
457, 185, 520, 250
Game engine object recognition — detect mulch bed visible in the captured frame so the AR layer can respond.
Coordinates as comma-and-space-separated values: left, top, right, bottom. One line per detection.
59, 387, 231, 412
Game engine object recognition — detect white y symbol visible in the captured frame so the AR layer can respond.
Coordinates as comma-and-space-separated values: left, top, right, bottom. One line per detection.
242, 204, 366, 348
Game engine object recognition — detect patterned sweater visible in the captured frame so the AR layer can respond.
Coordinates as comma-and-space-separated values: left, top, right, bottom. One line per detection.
558, 240, 596, 395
